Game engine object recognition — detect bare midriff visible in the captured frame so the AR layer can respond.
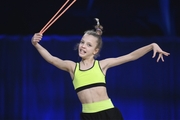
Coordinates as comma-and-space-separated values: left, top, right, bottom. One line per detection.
77, 86, 109, 104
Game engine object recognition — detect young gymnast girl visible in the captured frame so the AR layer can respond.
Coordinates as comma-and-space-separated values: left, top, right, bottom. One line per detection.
31, 18, 170, 120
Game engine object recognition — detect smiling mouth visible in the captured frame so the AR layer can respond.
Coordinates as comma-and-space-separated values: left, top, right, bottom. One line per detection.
80, 49, 86, 54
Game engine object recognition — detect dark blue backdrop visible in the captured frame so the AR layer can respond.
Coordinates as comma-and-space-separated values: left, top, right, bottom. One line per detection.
0, 35, 180, 120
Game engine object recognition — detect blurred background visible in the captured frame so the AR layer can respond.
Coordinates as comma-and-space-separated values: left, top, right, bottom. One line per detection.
0, 0, 180, 120
0, 0, 180, 36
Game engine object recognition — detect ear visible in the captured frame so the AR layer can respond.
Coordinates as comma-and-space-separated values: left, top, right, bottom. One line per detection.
93, 48, 99, 55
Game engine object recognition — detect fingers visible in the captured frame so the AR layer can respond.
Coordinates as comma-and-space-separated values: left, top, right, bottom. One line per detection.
31, 33, 43, 45
155, 52, 169, 62
152, 44, 170, 62
161, 55, 164, 62
157, 54, 164, 62
162, 51, 170, 56
35, 33, 43, 38
157, 54, 160, 62
152, 50, 156, 58
33, 33, 43, 42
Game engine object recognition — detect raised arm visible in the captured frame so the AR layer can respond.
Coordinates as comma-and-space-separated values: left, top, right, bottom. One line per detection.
100, 43, 170, 72
31, 33, 75, 73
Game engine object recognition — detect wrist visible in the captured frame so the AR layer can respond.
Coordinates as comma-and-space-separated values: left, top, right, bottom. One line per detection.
32, 42, 36, 46
32, 42, 39, 48
151, 43, 157, 49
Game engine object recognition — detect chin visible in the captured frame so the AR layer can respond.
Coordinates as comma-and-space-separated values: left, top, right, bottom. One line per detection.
78, 53, 84, 58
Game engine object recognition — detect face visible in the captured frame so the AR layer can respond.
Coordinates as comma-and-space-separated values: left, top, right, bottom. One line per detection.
78, 34, 99, 59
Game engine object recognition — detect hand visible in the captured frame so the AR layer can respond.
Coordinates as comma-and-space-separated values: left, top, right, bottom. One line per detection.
31, 33, 43, 46
152, 43, 170, 62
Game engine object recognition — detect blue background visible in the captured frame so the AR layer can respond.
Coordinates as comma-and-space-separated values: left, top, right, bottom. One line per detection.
0, 0, 180, 120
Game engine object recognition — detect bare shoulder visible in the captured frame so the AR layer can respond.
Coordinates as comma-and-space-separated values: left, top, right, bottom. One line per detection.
99, 58, 116, 68
99, 58, 112, 70
51, 57, 76, 72
63, 60, 76, 71
63, 60, 77, 80
98, 58, 113, 75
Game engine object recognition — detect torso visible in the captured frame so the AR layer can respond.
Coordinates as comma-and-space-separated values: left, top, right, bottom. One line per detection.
77, 86, 109, 104
72, 60, 109, 104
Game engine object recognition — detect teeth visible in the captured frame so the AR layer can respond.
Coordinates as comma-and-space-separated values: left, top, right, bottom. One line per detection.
80, 49, 86, 54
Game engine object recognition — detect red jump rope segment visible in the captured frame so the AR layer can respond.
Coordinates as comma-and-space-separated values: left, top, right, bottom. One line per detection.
40, 0, 76, 34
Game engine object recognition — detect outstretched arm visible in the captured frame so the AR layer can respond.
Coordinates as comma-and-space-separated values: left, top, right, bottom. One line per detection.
129, 43, 170, 62
100, 43, 170, 71
31, 33, 75, 73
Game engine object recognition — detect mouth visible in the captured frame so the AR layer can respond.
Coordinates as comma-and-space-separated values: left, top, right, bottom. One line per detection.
79, 49, 86, 54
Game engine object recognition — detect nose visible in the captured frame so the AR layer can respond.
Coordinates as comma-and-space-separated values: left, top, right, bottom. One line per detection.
81, 43, 86, 48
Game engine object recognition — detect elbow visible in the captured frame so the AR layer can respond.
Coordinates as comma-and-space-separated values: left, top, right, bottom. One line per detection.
47, 60, 53, 64
46, 56, 55, 64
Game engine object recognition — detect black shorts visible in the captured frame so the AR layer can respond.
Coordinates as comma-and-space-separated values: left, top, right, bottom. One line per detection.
80, 107, 123, 120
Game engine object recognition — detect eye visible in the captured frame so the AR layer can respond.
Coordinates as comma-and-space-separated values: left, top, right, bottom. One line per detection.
87, 43, 92, 47
80, 41, 84, 44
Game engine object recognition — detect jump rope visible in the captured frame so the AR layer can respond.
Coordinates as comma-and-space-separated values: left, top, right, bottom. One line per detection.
39, 0, 76, 34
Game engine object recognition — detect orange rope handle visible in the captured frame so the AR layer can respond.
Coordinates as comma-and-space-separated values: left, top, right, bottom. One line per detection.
40, 0, 76, 34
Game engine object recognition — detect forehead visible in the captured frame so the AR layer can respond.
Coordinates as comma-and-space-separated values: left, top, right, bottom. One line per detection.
82, 34, 98, 43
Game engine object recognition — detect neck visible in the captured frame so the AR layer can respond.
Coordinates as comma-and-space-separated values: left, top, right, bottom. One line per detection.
81, 58, 95, 65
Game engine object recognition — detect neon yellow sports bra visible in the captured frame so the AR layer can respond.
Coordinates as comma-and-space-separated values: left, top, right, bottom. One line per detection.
73, 60, 106, 93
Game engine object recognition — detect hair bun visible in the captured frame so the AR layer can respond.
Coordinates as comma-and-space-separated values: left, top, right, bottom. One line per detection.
94, 18, 103, 35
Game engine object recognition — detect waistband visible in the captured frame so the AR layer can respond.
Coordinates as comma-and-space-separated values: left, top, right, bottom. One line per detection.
82, 99, 114, 113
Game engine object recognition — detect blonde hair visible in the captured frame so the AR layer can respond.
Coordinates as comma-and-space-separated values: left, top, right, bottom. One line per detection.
84, 18, 103, 58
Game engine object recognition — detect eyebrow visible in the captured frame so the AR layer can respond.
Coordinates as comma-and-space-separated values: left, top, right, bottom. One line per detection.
81, 39, 84, 41
80, 39, 93, 46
